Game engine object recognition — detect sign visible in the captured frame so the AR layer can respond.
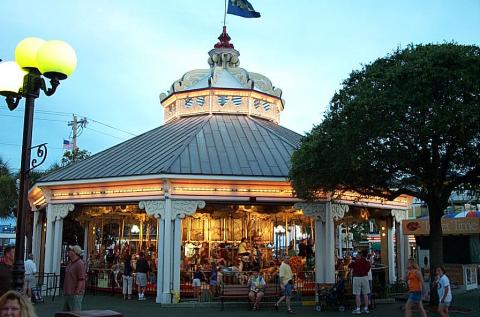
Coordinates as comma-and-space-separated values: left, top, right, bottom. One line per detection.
402, 217, 480, 235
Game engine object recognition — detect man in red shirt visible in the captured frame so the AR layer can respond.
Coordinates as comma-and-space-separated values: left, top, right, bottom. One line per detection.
348, 250, 371, 314
63, 245, 86, 311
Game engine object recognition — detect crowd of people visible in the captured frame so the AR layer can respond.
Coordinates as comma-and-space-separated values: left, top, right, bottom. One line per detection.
0, 241, 455, 316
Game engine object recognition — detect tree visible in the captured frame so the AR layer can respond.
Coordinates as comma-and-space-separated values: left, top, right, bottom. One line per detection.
0, 157, 17, 218
61, 148, 90, 166
290, 43, 480, 275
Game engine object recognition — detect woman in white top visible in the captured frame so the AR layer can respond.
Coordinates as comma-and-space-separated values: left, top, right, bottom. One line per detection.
434, 266, 452, 317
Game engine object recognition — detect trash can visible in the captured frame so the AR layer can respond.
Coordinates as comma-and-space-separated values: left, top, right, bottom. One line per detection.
55, 310, 123, 317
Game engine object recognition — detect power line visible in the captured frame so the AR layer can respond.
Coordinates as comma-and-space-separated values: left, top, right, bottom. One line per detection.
86, 118, 137, 137
0, 108, 137, 136
0, 142, 64, 150
0, 113, 67, 123
84, 127, 126, 140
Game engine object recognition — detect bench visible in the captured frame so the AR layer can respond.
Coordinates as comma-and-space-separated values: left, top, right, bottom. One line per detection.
220, 284, 279, 311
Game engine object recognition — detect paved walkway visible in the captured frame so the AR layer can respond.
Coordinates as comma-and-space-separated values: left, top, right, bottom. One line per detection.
36, 290, 479, 317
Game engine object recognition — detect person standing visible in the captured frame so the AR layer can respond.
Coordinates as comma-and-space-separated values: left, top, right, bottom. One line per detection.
122, 254, 133, 300
63, 245, 86, 311
435, 266, 452, 317
0, 246, 15, 297
404, 259, 427, 317
349, 250, 371, 314
23, 254, 37, 301
275, 257, 295, 314
135, 252, 149, 300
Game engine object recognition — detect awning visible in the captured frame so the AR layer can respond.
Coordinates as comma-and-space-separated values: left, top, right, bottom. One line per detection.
402, 217, 480, 235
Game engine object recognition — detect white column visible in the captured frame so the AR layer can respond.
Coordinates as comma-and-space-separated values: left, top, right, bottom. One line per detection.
83, 222, 89, 260
52, 218, 63, 275
44, 204, 55, 273
172, 217, 182, 295
45, 204, 74, 274
156, 218, 165, 303
338, 224, 343, 258
161, 198, 173, 303
397, 222, 407, 280
140, 199, 205, 304
139, 200, 166, 304
31, 211, 40, 263
387, 223, 396, 282
325, 203, 336, 283
315, 218, 325, 283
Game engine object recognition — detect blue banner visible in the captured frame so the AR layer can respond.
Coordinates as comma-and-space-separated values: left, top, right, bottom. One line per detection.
227, 0, 261, 18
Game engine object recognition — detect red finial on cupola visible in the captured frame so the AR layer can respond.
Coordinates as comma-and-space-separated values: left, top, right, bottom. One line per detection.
214, 26, 234, 49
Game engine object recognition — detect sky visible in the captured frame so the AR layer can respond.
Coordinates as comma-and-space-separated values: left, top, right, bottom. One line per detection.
0, 0, 479, 172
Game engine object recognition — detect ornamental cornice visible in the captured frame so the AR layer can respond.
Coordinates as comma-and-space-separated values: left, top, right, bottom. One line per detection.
172, 200, 206, 219
391, 209, 408, 223
139, 200, 165, 219
48, 203, 75, 221
293, 203, 326, 221
330, 203, 349, 221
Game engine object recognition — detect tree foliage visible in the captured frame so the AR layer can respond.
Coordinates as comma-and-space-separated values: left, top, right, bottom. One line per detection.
61, 148, 91, 167
0, 158, 17, 218
290, 43, 480, 268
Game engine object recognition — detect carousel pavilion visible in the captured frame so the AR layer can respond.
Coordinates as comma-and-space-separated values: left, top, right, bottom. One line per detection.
29, 28, 410, 304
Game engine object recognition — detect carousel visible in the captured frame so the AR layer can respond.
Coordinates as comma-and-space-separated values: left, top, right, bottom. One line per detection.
28, 27, 410, 304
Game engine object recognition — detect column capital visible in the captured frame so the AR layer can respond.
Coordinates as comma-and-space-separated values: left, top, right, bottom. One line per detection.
171, 200, 206, 219
48, 203, 74, 221
391, 209, 407, 223
294, 203, 326, 221
139, 200, 165, 219
330, 203, 349, 221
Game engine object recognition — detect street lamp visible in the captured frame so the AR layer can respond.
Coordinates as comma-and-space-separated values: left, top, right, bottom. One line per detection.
0, 37, 76, 291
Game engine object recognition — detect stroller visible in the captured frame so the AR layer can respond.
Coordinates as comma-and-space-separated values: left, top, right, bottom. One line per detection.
31, 286, 44, 303
315, 277, 346, 312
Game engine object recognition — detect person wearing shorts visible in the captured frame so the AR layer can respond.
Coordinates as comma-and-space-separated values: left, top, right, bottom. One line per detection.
405, 258, 426, 317
135, 252, 149, 300
349, 250, 371, 314
192, 266, 205, 299
275, 257, 295, 314
435, 266, 452, 317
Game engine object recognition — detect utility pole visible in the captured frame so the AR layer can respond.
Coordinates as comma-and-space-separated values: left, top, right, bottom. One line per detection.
67, 114, 88, 161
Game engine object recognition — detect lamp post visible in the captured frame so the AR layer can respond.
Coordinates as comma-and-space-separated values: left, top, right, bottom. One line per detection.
0, 37, 76, 291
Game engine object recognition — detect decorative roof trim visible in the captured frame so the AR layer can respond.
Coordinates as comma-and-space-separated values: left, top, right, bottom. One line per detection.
35, 174, 289, 187
161, 87, 283, 106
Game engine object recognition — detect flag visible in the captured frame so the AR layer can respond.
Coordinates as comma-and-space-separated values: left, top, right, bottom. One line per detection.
227, 0, 261, 18
63, 139, 73, 149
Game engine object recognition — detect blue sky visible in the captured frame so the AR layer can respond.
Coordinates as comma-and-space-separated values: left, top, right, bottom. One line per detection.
1, 0, 479, 171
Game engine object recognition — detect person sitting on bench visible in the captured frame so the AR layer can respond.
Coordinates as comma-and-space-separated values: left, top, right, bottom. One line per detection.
247, 268, 266, 310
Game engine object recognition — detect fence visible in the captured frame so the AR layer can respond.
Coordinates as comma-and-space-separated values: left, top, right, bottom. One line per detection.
86, 269, 156, 296
34, 272, 61, 300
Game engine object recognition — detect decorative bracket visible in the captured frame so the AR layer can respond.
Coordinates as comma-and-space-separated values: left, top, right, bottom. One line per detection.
330, 203, 349, 221
391, 209, 408, 223
139, 200, 165, 219
171, 200, 206, 219
293, 203, 326, 222
29, 143, 48, 172
48, 203, 75, 221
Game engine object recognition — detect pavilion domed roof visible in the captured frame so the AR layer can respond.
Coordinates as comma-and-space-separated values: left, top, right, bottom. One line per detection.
159, 27, 285, 124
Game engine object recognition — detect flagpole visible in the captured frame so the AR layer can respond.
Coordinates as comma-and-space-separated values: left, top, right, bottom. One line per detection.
224, 0, 227, 26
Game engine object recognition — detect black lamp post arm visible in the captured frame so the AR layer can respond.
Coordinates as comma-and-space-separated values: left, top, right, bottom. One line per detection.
5, 95, 21, 111
42, 77, 60, 96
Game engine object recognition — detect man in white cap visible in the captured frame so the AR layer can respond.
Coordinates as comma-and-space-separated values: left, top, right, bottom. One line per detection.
63, 245, 86, 311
